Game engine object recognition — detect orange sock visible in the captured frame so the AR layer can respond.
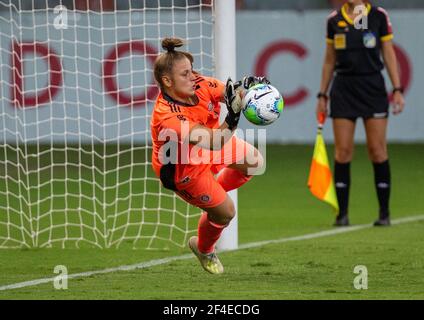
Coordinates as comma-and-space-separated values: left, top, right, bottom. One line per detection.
197, 212, 227, 254
216, 168, 252, 192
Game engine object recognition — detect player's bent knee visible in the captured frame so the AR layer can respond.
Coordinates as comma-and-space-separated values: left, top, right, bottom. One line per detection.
251, 150, 264, 169
257, 151, 264, 170
205, 196, 235, 226
208, 211, 234, 226
226, 200, 236, 220
246, 149, 264, 175
219, 200, 236, 225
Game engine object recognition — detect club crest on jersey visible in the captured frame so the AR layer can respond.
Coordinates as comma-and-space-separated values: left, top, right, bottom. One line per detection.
208, 102, 213, 111
363, 32, 376, 48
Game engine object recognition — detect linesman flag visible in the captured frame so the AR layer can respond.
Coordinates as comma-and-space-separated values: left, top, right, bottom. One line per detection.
307, 113, 339, 213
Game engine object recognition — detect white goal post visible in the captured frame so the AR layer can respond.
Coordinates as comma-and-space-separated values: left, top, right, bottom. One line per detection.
214, 0, 237, 251
0, 0, 237, 249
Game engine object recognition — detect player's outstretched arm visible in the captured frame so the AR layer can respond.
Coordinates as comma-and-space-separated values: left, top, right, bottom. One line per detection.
190, 76, 272, 150
188, 123, 234, 151
188, 78, 243, 150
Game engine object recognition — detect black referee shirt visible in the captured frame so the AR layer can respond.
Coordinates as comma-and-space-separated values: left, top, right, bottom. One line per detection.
326, 3, 393, 75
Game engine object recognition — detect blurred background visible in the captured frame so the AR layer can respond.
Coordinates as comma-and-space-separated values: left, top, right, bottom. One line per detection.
0, 1, 422, 299
0, 0, 422, 249
1, 0, 422, 143
2, 0, 424, 10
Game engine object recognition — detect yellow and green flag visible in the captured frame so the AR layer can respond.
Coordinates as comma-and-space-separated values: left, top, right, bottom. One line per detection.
307, 121, 339, 213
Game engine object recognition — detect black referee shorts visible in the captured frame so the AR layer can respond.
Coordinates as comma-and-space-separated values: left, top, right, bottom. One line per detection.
329, 73, 389, 120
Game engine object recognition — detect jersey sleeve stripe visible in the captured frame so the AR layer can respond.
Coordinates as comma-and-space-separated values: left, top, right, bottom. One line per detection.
381, 34, 394, 42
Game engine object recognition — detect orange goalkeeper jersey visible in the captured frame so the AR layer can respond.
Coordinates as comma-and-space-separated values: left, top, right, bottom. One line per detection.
150, 74, 225, 183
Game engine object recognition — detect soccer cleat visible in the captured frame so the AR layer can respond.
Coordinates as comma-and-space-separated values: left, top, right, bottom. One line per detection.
333, 215, 349, 227
373, 217, 391, 226
188, 236, 224, 274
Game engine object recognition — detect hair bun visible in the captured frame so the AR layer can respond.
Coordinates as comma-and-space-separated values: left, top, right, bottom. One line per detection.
161, 37, 184, 52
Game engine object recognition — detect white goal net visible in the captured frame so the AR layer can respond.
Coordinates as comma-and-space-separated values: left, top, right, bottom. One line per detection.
0, 0, 216, 248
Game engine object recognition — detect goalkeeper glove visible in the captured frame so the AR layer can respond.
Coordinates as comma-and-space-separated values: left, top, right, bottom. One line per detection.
224, 76, 271, 130
241, 76, 271, 89
224, 77, 243, 130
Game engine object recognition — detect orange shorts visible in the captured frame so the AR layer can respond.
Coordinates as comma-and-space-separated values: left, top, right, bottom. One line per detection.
174, 136, 255, 208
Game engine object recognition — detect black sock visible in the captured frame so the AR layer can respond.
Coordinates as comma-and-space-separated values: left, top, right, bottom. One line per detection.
334, 161, 350, 217
373, 160, 391, 219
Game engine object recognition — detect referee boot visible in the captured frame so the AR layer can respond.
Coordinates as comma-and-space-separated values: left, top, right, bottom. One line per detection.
188, 236, 224, 274
374, 209, 391, 226
333, 214, 349, 227
373, 216, 391, 226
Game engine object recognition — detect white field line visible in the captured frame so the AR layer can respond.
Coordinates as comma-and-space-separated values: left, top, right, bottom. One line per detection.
1, 214, 423, 292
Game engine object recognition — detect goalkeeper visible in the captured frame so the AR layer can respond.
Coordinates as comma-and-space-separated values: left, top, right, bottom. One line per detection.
150, 37, 267, 274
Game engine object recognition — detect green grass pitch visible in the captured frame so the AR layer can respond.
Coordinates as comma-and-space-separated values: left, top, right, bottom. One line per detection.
0, 144, 423, 299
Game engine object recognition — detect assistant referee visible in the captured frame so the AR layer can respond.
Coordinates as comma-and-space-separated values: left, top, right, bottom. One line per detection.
316, 0, 405, 226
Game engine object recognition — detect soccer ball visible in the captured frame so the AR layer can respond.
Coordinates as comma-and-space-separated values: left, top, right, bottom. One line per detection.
241, 83, 284, 126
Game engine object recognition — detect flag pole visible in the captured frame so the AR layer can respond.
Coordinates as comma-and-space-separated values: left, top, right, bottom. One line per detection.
317, 111, 326, 131
308, 111, 339, 214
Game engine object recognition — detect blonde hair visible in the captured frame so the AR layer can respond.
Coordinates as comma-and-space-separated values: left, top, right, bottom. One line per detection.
153, 38, 194, 90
